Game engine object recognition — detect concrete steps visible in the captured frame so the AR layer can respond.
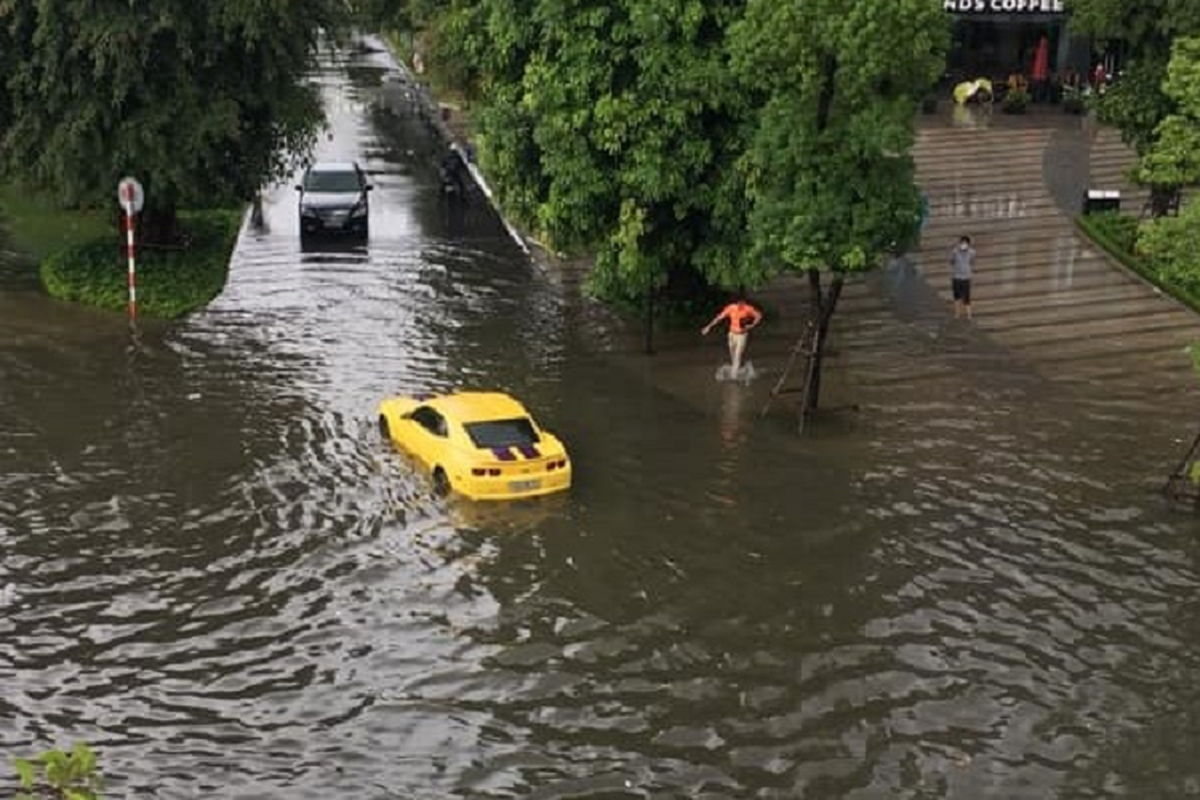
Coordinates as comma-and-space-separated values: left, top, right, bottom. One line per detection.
1089, 126, 1150, 214
907, 117, 1200, 393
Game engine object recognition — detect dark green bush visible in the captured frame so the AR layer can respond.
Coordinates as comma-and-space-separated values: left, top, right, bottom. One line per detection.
1076, 205, 1200, 313
40, 209, 240, 318
1140, 197, 1200, 298
1084, 210, 1138, 254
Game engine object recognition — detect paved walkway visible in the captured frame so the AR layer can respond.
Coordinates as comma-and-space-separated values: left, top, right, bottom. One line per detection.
911, 106, 1197, 397
592, 105, 1200, 425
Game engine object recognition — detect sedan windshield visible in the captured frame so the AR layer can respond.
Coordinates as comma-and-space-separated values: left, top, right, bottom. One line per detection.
304, 170, 362, 193
464, 418, 540, 449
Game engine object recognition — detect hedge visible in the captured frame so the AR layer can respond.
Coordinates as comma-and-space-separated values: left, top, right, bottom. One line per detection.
40, 209, 241, 318
1074, 210, 1200, 314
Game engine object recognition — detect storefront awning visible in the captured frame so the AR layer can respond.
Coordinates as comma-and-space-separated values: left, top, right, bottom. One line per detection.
950, 12, 1067, 22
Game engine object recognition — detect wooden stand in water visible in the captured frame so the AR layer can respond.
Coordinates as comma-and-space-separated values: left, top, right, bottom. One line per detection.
761, 321, 820, 433
1164, 429, 1200, 509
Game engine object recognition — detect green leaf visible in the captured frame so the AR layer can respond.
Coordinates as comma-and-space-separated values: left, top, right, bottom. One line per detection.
43, 749, 69, 787
14, 757, 35, 789
74, 743, 96, 778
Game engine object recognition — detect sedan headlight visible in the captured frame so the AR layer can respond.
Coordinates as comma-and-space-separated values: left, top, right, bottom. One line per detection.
350, 202, 367, 218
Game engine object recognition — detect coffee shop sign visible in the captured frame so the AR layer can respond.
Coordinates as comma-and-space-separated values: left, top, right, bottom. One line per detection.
945, 0, 1065, 12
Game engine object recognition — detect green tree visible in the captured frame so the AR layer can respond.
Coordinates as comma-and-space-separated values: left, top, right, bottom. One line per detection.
1138, 36, 1200, 190
435, 0, 542, 219
437, 0, 750, 305
1067, 0, 1200, 215
0, 0, 347, 241
728, 0, 947, 411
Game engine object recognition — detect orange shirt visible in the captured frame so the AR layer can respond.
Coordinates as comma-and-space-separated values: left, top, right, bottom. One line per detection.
718, 301, 762, 334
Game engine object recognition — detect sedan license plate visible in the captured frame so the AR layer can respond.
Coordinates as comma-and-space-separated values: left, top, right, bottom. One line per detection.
509, 478, 541, 493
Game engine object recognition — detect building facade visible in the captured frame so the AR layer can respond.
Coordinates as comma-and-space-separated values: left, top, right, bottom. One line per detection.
943, 0, 1096, 85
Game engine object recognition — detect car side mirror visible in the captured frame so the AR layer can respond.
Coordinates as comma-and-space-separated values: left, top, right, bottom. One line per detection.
294, 185, 302, 192
365, 185, 374, 192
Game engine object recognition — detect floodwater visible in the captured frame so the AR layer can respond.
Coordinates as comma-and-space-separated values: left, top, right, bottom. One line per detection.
3, 40, 1200, 799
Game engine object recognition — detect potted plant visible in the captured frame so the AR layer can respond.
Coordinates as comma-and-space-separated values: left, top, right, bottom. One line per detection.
1002, 87, 1030, 114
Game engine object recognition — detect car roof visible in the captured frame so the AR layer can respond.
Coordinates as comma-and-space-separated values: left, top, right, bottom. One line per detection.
307, 161, 359, 173
426, 392, 531, 422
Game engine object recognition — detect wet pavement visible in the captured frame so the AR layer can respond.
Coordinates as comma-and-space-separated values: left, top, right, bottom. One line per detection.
3, 38, 1200, 799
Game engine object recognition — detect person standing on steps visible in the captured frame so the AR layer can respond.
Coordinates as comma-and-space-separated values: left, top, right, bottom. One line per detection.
949, 235, 976, 320
702, 292, 763, 380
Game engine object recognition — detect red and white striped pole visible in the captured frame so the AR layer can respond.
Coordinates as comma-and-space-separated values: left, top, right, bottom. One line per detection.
124, 204, 137, 320
116, 177, 143, 322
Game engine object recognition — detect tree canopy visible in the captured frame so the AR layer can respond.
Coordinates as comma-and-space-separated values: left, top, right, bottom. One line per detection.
429, 0, 946, 303
1138, 36, 1200, 188
0, 0, 347, 231
436, 0, 750, 301
729, 0, 947, 280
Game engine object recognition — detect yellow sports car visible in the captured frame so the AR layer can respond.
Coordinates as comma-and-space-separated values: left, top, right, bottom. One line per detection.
377, 391, 571, 500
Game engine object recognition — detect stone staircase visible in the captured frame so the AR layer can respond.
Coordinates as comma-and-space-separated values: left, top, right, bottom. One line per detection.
907, 111, 1200, 398
1088, 125, 1151, 216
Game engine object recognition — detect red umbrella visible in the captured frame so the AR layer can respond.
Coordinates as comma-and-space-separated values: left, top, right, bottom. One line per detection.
1031, 36, 1050, 82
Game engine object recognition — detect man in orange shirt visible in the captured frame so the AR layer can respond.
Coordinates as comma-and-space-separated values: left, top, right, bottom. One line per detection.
702, 293, 763, 380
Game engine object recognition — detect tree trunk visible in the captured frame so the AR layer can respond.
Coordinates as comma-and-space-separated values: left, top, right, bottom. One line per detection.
644, 286, 655, 355
140, 204, 181, 247
805, 269, 844, 415
808, 268, 824, 318
803, 55, 843, 416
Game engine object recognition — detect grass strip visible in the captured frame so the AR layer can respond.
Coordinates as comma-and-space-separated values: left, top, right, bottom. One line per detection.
40, 209, 242, 318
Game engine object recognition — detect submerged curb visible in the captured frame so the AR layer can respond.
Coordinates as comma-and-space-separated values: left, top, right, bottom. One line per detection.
369, 34, 532, 257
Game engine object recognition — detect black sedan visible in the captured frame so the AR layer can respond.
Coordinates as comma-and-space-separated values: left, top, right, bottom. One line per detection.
296, 161, 373, 239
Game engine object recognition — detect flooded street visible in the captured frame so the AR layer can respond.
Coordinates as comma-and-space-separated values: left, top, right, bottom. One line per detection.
3, 40, 1200, 798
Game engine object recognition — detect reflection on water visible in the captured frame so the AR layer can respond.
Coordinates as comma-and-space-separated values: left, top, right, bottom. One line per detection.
716, 382, 749, 493
933, 191, 1029, 220
3, 38, 1200, 800
951, 102, 991, 130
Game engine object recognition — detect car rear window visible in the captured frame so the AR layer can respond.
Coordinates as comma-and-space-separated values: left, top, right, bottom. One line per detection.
464, 418, 540, 449
304, 170, 361, 192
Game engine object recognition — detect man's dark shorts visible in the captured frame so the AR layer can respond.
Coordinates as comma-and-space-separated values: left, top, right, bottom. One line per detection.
952, 278, 971, 303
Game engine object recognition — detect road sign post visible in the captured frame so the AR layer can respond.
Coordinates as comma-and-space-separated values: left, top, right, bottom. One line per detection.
117, 177, 144, 321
